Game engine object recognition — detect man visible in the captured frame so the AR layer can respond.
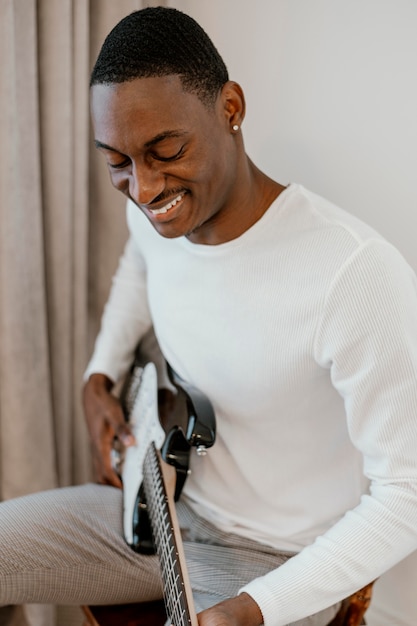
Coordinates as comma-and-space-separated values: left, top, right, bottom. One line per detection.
1, 7, 417, 626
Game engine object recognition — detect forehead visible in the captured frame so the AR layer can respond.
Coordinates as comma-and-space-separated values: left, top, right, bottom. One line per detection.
90, 75, 212, 148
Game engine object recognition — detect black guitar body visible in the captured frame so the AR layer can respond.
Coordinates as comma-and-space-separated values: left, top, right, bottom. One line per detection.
120, 357, 216, 554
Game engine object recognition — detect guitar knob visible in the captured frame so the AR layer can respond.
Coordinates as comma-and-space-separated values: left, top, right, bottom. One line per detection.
196, 445, 208, 456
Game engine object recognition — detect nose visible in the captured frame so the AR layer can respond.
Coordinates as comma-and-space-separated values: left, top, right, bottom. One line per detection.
129, 162, 165, 206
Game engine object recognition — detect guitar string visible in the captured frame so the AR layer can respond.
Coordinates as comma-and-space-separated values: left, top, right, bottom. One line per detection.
149, 491, 184, 624
143, 444, 192, 626
149, 458, 187, 625
145, 452, 187, 625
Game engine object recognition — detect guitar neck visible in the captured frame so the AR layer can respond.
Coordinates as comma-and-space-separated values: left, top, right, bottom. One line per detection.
142, 442, 198, 626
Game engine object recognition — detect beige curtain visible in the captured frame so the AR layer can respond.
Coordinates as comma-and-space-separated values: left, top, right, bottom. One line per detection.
0, 0, 163, 623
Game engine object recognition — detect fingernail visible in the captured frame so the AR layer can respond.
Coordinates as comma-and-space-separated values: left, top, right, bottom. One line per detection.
120, 434, 135, 446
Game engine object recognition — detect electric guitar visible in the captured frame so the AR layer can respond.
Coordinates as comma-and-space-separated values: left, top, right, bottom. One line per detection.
120, 359, 216, 625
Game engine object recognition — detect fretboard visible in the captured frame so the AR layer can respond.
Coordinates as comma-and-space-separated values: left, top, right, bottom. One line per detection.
142, 442, 198, 626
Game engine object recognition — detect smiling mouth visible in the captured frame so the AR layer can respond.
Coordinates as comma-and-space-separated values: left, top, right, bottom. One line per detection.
149, 193, 184, 216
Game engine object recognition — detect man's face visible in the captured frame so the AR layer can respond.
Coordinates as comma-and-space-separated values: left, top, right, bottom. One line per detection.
91, 75, 242, 244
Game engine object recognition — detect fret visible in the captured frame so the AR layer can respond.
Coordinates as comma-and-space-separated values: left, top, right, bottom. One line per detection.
143, 443, 198, 626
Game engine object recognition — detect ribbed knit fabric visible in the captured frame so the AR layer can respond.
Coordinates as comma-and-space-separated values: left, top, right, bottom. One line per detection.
86, 184, 417, 626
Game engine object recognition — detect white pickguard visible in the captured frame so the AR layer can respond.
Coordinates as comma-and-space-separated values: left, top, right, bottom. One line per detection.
122, 361, 165, 545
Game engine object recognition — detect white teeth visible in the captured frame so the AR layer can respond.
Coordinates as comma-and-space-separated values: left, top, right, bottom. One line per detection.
150, 194, 183, 215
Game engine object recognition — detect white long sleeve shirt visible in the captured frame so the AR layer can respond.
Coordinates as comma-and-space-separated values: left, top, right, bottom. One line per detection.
85, 184, 417, 625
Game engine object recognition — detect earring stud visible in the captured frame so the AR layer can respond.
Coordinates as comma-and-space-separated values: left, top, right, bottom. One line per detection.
232, 124, 239, 131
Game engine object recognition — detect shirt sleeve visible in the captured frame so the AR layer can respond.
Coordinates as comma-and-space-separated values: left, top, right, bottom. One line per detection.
84, 234, 153, 384
240, 239, 417, 626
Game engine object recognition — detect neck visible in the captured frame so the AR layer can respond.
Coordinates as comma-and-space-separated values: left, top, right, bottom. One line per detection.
246, 158, 286, 223
187, 156, 286, 246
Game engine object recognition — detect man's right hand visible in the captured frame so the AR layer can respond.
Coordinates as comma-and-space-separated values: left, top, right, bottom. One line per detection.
82, 373, 135, 488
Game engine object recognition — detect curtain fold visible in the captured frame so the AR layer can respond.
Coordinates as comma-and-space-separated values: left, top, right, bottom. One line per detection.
0, 0, 162, 623
0, 0, 57, 500
37, 0, 91, 488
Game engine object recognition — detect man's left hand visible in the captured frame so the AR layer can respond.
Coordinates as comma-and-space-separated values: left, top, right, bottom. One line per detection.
197, 593, 263, 626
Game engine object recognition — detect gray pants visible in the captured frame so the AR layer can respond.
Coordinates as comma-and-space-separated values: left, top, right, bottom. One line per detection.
0, 483, 340, 625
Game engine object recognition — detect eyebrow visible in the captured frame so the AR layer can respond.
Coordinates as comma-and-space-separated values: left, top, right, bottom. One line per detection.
94, 140, 118, 152
144, 129, 188, 148
94, 130, 188, 153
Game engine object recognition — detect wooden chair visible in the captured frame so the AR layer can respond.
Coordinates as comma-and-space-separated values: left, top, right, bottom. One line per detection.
328, 581, 374, 625
82, 580, 374, 626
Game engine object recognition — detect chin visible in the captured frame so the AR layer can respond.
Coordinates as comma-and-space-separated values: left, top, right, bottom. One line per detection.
152, 221, 189, 240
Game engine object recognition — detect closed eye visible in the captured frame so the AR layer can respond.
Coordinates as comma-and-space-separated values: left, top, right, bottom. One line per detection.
152, 145, 185, 162
108, 158, 131, 170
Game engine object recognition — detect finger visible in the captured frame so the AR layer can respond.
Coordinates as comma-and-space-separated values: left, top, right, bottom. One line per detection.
104, 471, 123, 489
102, 401, 136, 447
115, 422, 136, 447
94, 455, 123, 489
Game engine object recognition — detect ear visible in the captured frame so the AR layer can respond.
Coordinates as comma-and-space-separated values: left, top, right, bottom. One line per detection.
219, 81, 246, 131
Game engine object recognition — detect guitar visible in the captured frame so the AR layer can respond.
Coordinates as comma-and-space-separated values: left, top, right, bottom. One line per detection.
120, 358, 216, 625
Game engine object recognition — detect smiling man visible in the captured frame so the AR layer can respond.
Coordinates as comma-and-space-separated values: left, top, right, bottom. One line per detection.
1, 7, 417, 626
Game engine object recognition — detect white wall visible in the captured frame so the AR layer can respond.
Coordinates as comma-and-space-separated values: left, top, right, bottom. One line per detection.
170, 0, 417, 272
169, 1, 417, 623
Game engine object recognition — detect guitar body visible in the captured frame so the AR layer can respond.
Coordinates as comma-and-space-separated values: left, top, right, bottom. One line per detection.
121, 358, 216, 553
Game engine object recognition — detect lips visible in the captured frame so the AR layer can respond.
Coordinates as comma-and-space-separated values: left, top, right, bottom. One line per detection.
149, 193, 183, 216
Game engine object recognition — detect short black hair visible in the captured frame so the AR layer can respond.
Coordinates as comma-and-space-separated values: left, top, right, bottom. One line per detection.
90, 6, 229, 107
